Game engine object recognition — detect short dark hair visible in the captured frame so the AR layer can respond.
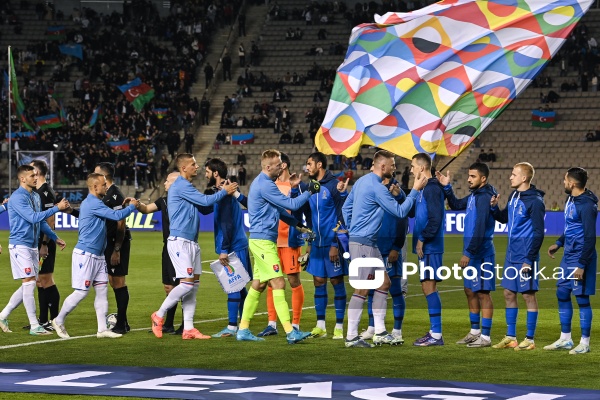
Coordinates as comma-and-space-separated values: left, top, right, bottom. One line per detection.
176, 153, 194, 170
95, 162, 115, 180
17, 164, 34, 178
468, 162, 489, 179
31, 159, 48, 177
307, 151, 327, 170
567, 167, 588, 188
280, 152, 291, 170
373, 150, 395, 165
205, 158, 227, 179
412, 153, 432, 169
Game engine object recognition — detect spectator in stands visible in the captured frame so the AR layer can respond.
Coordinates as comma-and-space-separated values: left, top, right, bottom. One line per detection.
279, 131, 292, 144
293, 130, 304, 144
216, 130, 226, 144
238, 42, 246, 67
547, 90, 560, 103
592, 75, 598, 92
204, 62, 214, 88
200, 96, 211, 125
167, 131, 180, 160
477, 149, 488, 162
361, 157, 373, 170
539, 92, 548, 103
585, 130, 596, 142
160, 154, 169, 177
401, 166, 410, 189
550, 201, 560, 211
221, 52, 232, 81
238, 164, 247, 186
318, 28, 328, 40
238, 12, 246, 37
313, 90, 323, 103
487, 149, 496, 162
237, 150, 247, 165
184, 132, 194, 154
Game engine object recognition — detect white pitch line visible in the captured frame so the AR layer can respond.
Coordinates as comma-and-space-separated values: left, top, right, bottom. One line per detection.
0, 288, 465, 350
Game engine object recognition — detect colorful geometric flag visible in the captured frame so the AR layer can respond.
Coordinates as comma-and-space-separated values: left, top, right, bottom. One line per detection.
45, 26, 66, 40
531, 110, 556, 128
153, 108, 168, 119
118, 78, 155, 112
59, 44, 83, 60
35, 114, 62, 130
6, 49, 35, 131
231, 133, 255, 145
88, 105, 103, 127
316, 0, 593, 159
108, 140, 130, 152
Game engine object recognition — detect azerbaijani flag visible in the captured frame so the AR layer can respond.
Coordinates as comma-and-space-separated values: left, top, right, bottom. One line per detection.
231, 133, 255, 145
6, 49, 35, 131
531, 110, 556, 128
153, 108, 168, 119
5, 131, 35, 140
108, 140, 130, 152
35, 114, 62, 130
88, 105, 103, 127
316, 0, 593, 159
46, 26, 66, 40
118, 78, 155, 111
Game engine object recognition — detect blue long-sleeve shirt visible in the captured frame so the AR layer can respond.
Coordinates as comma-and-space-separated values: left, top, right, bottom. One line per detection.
444, 183, 497, 259
342, 173, 417, 247
168, 176, 227, 242
76, 193, 136, 256
213, 192, 249, 254
8, 186, 59, 247
412, 178, 445, 255
556, 189, 598, 269
248, 172, 311, 242
377, 179, 408, 256
491, 185, 545, 265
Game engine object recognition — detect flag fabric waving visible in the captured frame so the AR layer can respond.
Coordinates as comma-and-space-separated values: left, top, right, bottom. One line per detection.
231, 133, 255, 145
7, 49, 35, 131
88, 105, 103, 127
59, 44, 83, 60
35, 114, 62, 130
45, 26, 66, 40
108, 140, 130, 152
316, 0, 592, 159
531, 109, 556, 127
118, 78, 155, 111
153, 108, 168, 119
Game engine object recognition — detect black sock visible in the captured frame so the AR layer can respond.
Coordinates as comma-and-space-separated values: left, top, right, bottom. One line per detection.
114, 286, 129, 328
38, 287, 48, 324
46, 285, 60, 320
165, 301, 177, 328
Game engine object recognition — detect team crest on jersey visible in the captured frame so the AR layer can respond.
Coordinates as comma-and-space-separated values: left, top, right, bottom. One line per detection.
24, 267, 31, 275
518, 205, 524, 215
187, 268, 193, 275
322, 190, 328, 200
85, 280, 91, 288
568, 207, 575, 219
273, 264, 280, 272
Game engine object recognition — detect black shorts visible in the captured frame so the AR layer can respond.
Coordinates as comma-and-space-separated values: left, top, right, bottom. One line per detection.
39, 240, 56, 275
162, 245, 180, 286
105, 238, 131, 276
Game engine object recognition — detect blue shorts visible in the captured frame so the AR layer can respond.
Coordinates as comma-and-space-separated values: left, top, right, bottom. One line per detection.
306, 246, 346, 278
419, 253, 444, 282
234, 248, 253, 281
557, 256, 597, 296
383, 247, 406, 278
463, 255, 495, 292
501, 261, 539, 293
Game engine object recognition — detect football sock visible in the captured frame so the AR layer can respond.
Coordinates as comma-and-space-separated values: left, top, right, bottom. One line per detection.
158, 281, 193, 318
314, 284, 327, 327
333, 282, 347, 327
291, 284, 304, 326
346, 294, 366, 340
113, 286, 129, 328
56, 289, 89, 325
93, 282, 109, 332
526, 310, 538, 340
38, 287, 48, 324
482, 317, 492, 338
576, 294, 592, 339
557, 286, 573, 335
164, 300, 177, 328
372, 289, 388, 334
272, 289, 292, 333
227, 290, 242, 327
470, 312, 481, 335
426, 292, 442, 337
266, 286, 276, 323
506, 307, 518, 338
390, 278, 405, 331
367, 290, 374, 328
239, 287, 261, 329
0, 285, 23, 320
22, 281, 39, 328
181, 280, 199, 330
46, 284, 60, 321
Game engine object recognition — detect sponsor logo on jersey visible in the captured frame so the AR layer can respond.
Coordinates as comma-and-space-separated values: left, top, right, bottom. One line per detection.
113, 195, 117, 200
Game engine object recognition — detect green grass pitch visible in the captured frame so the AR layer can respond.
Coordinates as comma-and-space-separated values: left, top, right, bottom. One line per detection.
0, 231, 598, 400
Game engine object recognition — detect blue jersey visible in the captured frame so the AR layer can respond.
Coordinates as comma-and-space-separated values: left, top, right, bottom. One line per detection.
248, 172, 310, 242
377, 179, 408, 257
444, 183, 497, 259
168, 176, 227, 242
557, 189, 597, 268
342, 173, 417, 247
296, 171, 347, 248
412, 178, 445, 255
491, 185, 545, 265
76, 193, 136, 256
211, 191, 249, 254
8, 186, 59, 247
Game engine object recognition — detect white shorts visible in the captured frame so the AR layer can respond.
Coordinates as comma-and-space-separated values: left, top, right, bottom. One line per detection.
167, 236, 201, 278
9, 245, 38, 280
72, 248, 108, 290
349, 242, 384, 280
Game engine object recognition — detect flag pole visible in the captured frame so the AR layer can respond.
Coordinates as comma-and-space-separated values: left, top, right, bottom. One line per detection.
438, 156, 457, 172
8, 46, 12, 195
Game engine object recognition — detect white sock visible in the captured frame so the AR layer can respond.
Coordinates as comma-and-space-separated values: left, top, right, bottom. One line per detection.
470, 329, 481, 335
581, 336, 590, 346
372, 290, 388, 334
392, 328, 402, 336
268, 321, 277, 329
481, 334, 490, 341
227, 325, 238, 331
366, 326, 375, 334
292, 323, 299, 330
56, 289, 89, 325
346, 295, 366, 340
431, 332, 442, 340
334, 323, 343, 330
181, 281, 199, 330
0, 285, 23, 320
158, 282, 193, 317
22, 281, 39, 328
560, 331, 572, 341
93, 282, 109, 332
316, 319, 326, 330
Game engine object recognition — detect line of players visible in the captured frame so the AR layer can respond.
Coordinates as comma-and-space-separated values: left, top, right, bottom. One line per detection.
0, 150, 595, 353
